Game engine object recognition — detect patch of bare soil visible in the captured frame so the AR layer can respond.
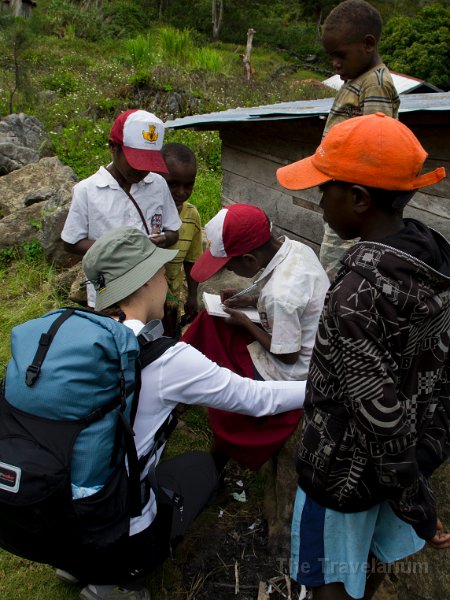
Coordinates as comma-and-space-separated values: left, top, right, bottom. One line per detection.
161, 463, 305, 600
153, 458, 399, 600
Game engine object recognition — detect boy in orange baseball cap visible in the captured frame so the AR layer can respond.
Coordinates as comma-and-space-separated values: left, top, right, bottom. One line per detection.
277, 113, 450, 600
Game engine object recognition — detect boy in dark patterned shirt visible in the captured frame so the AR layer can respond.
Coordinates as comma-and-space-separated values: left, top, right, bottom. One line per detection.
277, 113, 450, 600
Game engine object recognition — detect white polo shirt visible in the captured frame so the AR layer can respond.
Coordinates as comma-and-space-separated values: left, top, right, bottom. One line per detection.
248, 237, 330, 381
123, 319, 306, 536
61, 166, 182, 305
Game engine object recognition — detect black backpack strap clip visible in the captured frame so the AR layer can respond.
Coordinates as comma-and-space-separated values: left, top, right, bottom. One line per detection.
25, 309, 75, 387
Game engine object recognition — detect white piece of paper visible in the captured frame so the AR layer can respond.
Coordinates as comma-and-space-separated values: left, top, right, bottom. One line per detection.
202, 292, 261, 324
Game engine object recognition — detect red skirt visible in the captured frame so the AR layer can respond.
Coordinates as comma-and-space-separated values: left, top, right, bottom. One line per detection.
181, 309, 302, 470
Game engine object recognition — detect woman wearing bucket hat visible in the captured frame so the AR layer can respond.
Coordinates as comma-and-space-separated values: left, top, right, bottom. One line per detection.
68, 226, 306, 600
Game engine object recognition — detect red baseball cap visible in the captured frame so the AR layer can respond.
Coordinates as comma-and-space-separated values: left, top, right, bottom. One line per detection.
109, 109, 168, 173
191, 204, 271, 282
277, 113, 445, 191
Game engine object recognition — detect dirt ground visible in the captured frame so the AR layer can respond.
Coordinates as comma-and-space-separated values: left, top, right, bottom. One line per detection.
152, 463, 398, 600
150, 459, 399, 600
153, 462, 304, 600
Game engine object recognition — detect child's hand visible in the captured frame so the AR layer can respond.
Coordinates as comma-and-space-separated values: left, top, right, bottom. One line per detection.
149, 233, 167, 247
223, 307, 253, 328
220, 288, 239, 303
221, 288, 257, 308
427, 519, 450, 549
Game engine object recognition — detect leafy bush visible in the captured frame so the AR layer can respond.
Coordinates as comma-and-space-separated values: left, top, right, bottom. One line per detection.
101, 0, 155, 39
49, 116, 111, 179
193, 47, 229, 74
380, 4, 450, 90
42, 71, 77, 95
0, 17, 34, 114
124, 33, 160, 70
159, 27, 195, 66
38, 0, 101, 41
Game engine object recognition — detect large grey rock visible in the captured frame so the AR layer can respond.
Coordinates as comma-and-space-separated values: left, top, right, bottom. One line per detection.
0, 156, 76, 215
55, 262, 87, 306
0, 113, 52, 175
0, 203, 42, 248
0, 156, 78, 266
0, 142, 39, 176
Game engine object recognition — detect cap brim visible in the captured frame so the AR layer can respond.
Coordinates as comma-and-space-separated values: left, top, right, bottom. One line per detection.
95, 246, 178, 311
122, 146, 169, 174
411, 167, 446, 190
276, 156, 331, 191
190, 249, 232, 283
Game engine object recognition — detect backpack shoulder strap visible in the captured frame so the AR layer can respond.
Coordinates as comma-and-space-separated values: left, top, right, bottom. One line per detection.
139, 336, 177, 368
129, 334, 177, 427
132, 334, 179, 509
25, 308, 76, 386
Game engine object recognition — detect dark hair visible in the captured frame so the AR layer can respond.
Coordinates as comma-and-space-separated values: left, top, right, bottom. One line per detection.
335, 181, 416, 214
161, 142, 196, 167
367, 187, 416, 213
323, 0, 383, 42
101, 305, 127, 323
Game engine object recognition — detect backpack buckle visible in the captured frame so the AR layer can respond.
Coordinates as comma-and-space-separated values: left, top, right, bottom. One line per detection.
137, 320, 164, 346
25, 364, 40, 387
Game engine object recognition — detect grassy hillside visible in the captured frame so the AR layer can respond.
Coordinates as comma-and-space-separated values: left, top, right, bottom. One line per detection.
0, 17, 334, 372
0, 14, 335, 600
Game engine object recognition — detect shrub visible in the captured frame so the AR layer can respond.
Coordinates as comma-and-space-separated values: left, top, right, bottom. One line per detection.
49, 116, 111, 179
124, 33, 160, 70
42, 71, 77, 95
101, 0, 154, 39
159, 27, 194, 66
380, 5, 450, 90
0, 17, 34, 113
193, 47, 229, 74
39, 0, 101, 41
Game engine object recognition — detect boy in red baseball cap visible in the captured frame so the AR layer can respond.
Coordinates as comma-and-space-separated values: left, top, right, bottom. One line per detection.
277, 113, 450, 599
62, 109, 181, 307
183, 202, 329, 547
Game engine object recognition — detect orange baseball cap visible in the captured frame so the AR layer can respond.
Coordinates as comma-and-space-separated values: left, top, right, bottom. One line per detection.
276, 113, 445, 191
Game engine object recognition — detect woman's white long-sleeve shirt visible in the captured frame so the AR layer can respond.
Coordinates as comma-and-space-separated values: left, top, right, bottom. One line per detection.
124, 319, 305, 536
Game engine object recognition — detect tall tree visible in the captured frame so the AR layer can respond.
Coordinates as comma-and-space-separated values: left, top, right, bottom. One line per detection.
0, 18, 33, 112
211, 0, 224, 40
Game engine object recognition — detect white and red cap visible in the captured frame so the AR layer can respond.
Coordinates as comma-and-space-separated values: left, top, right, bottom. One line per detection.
191, 203, 271, 282
109, 109, 168, 173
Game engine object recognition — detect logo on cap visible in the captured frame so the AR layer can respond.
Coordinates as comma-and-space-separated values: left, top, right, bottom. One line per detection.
142, 125, 159, 143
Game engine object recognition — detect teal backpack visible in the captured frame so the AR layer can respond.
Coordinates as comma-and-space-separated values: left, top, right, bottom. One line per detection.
0, 308, 176, 570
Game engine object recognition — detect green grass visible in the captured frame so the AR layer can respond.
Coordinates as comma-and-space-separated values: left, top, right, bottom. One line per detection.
0, 18, 328, 598
0, 251, 63, 375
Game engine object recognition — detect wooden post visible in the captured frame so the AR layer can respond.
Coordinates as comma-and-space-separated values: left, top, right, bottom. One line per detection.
242, 28, 256, 81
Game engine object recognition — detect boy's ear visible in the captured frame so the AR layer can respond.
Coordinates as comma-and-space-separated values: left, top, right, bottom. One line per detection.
351, 185, 371, 214
363, 34, 377, 53
241, 252, 260, 269
109, 141, 121, 156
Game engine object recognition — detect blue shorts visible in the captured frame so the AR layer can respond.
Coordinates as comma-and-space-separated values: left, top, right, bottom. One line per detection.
291, 486, 425, 599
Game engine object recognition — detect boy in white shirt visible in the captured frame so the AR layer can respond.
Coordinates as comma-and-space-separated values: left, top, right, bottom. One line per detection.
61, 109, 181, 307
184, 204, 329, 547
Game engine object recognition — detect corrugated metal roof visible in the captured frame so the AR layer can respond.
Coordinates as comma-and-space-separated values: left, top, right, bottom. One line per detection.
323, 73, 443, 94
166, 92, 450, 130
